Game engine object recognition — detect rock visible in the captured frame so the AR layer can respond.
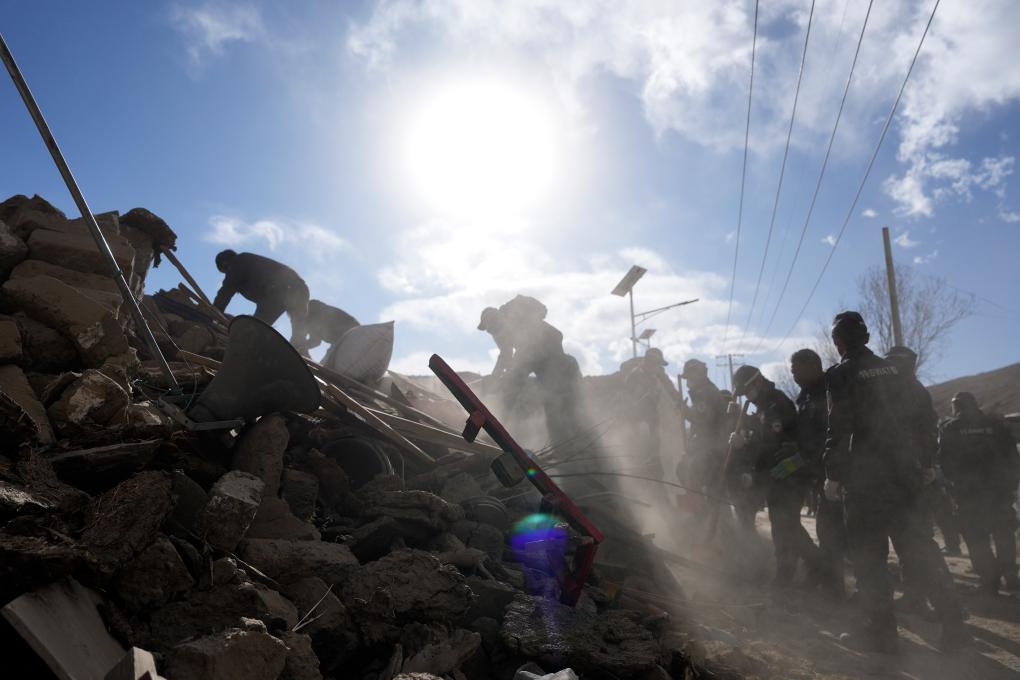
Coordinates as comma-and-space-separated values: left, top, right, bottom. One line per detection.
0, 219, 28, 276
120, 207, 177, 253
13, 313, 78, 371
301, 449, 350, 511
0, 534, 87, 605
347, 515, 402, 562
232, 413, 289, 496
465, 577, 518, 622
3, 276, 128, 367
198, 471, 264, 553
0, 315, 22, 362
168, 470, 209, 536
393, 674, 444, 680
0, 481, 52, 519
39, 371, 79, 405
452, 520, 505, 562
44, 440, 161, 493
0, 364, 54, 443
279, 631, 323, 680
164, 626, 287, 680
514, 669, 580, 680
27, 225, 135, 279
281, 468, 318, 521
280, 575, 348, 633
10, 258, 120, 296
500, 595, 659, 677
437, 472, 485, 505
358, 489, 464, 533
81, 471, 173, 575
339, 549, 474, 642
246, 496, 321, 541
47, 368, 131, 435
104, 647, 164, 680
690, 640, 769, 680
0, 194, 66, 240
401, 628, 481, 677
149, 582, 298, 647
239, 538, 359, 584
113, 535, 195, 610
9, 447, 89, 511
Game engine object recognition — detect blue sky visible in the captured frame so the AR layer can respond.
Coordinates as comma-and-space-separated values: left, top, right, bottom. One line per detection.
2, 1, 1017, 387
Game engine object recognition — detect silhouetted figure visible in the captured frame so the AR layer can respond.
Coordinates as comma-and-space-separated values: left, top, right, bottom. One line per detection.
213, 250, 310, 350
304, 299, 360, 354
678, 359, 730, 490
623, 347, 679, 472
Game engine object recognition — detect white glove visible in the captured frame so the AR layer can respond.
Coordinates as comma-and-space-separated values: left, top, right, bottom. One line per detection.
729, 432, 745, 450
921, 467, 936, 486
740, 473, 753, 489
824, 479, 841, 501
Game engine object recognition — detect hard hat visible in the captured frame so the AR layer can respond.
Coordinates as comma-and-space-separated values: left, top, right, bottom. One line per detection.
645, 347, 668, 366
679, 358, 707, 379
731, 364, 762, 397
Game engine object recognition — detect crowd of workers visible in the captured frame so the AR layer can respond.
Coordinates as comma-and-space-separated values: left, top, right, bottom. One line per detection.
209, 249, 1018, 655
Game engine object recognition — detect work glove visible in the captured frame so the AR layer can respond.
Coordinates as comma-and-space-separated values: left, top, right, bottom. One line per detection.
728, 432, 746, 451
770, 452, 806, 481
823, 479, 841, 502
740, 472, 753, 489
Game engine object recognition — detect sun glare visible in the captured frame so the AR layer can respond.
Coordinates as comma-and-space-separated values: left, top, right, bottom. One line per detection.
404, 80, 558, 217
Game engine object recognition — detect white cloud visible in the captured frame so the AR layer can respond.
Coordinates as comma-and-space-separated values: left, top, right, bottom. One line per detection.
893, 230, 919, 249
1000, 207, 1020, 223
821, 234, 836, 246
861, 208, 878, 218
171, 3, 264, 66
913, 249, 938, 265
203, 214, 351, 261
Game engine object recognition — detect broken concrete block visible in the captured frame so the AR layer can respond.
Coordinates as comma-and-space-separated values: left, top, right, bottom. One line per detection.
10, 258, 120, 296
280, 576, 349, 644
0, 534, 88, 605
149, 583, 298, 649
168, 469, 209, 536
120, 207, 178, 252
0, 194, 66, 240
302, 449, 351, 511
500, 595, 659, 677
3, 276, 128, 366
81, 471, 173, 575
279, 630, 323, 680
104, 646, 164, 680
10, 446, 90, 511
0, 481, 52, 519
113, 535, 195, 610
0, 314, 23, 362
27, 224, 135, 278
339, 550, 474, 636
465, 577, 518, 622
47, 368, 131, 435
246, 496, 321, 541
199, 471, 265, 553
232, 413, 289, 496
238, 538, 359, 584
164, 626, 288, 680
347, 515, 402, 563
0, 219, 28, 276
281, 468, 318, 521
452, 520, 505, 562
401, 628, 481, 677
0, 364, 54, 443
358, 489, 465, 532
14, 313, 78, 372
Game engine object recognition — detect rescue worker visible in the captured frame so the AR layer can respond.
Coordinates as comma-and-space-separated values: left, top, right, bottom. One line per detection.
303, 299, 360, 354
624, 347, 680, 472
939, 391, 1020, 594
678, 359, 730, 491
478, 307, 516, 380
213, 250, 310, 351
791, 348, 846, 599
822, 312, 968, 653
730, 364, 825, 588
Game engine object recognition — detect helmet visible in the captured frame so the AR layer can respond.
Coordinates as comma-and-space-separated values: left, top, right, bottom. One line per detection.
477, 307, 500, 331
831, 311, 869, 346
731, 364, 762, 397
680, 358, 707, 379
645, 348, 668, 366
951, 391, 978, 410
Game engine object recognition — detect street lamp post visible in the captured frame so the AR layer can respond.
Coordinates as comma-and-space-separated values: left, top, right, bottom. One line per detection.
611, 265, 699, 358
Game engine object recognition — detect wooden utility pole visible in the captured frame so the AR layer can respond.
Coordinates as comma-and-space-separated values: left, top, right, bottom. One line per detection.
881, 226, 904, 347
715, 354, 744, 390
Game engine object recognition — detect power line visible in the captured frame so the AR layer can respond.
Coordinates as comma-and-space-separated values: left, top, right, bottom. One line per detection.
721, 0, 759, 353
737, 0, 817, 350
750, 0, 875, 354
771, 0, 941, 355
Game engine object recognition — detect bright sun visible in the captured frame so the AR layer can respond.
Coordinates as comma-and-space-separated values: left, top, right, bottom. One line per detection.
404, 80, 558, 217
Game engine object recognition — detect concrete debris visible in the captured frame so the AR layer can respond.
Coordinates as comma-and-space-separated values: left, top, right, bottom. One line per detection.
199, 471, 265, 553
0, 193, 715, 680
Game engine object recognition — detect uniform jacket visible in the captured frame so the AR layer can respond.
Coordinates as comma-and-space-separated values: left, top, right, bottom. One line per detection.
685, 380, 730, 456
796, 379, 828, 480
740, 382, 800, 485
939, 411, 1020, 498
822, 346, 915, 491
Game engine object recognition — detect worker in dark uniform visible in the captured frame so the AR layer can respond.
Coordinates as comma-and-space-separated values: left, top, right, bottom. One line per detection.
303, 299, 360, 355
679, 359, 730, 491
478, 307, 517, 380
500, 311, 584, 451
939, 391, 1020, 594
822, 312, 967, 653
624, 348, 680, 474
730, 364, 824, 588
791, 348, 846, 599
213, 250, 310, 351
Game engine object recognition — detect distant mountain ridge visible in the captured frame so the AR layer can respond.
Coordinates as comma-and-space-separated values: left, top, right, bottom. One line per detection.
928, 361, 1020, 417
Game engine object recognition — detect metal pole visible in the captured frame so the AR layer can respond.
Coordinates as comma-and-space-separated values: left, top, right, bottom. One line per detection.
0, 32, 179, 390
882, 226, 904, 347
629, 288, 637, 358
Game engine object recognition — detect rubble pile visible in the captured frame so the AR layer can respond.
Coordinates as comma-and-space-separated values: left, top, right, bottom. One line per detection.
0, 194, 717, 680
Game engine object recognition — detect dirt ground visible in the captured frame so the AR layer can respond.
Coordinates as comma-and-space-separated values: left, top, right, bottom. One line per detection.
658, 510, 1020, 680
